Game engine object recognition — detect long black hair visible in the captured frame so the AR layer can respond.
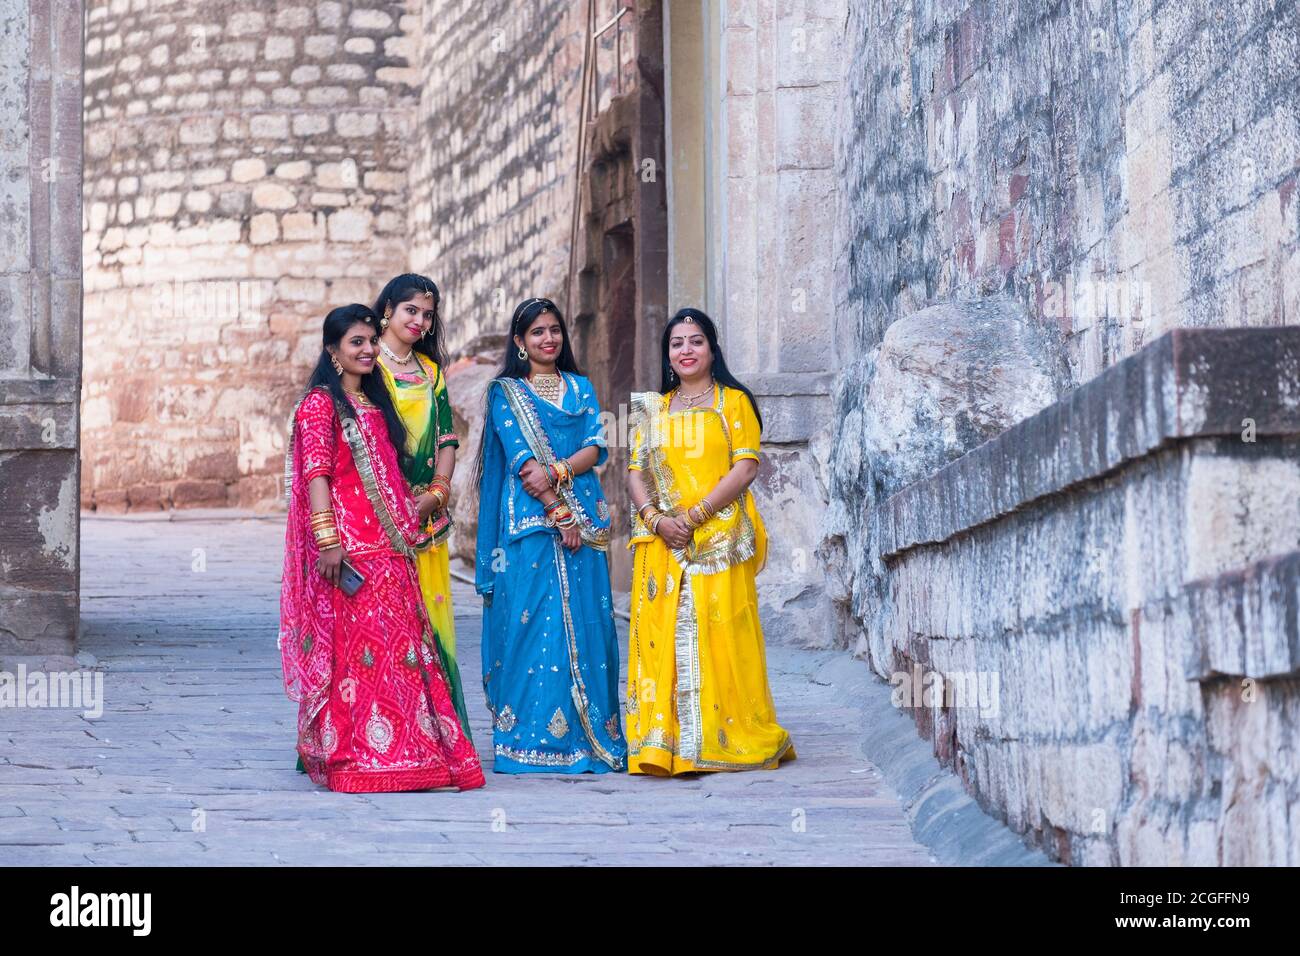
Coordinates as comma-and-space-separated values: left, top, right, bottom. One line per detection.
661, 307, 762, 429
304, 303, 411, 469
471, 297, 582, 493
372, 273, 446, 369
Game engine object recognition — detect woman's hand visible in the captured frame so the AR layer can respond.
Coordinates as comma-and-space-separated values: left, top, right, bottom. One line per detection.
656, 516, 692, 550
519, 460, 551, 498
415, 492, 439, 523
559, 523, 582, 553
316, 546, 345, 586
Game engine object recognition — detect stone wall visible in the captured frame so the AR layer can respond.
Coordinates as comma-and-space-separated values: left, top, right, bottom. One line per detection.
834, 0, 1300, 387
0, 0, 83, 655
824, 0, 1300, 863
840, 328, 1300, 864
81, 0, 421, 512
407, 0, 589, 356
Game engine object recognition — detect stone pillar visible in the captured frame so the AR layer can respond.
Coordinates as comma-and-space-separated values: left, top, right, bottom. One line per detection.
0, 0, 83, 656
666, 0, 848, 645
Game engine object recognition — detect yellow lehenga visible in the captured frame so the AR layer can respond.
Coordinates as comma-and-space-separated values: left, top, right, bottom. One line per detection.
625, 384, 795, 775
377, 354, 470, 737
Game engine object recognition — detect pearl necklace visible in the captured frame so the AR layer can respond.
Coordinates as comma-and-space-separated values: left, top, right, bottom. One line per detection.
379, 340, 414, 364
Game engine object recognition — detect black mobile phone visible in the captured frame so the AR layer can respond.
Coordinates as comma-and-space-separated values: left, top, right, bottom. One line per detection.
339, 558, 365, 597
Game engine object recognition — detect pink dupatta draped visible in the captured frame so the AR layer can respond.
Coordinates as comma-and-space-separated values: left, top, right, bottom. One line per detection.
277, 387, 484, 792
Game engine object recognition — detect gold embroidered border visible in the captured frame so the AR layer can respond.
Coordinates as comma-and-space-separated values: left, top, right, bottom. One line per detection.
495, 743, 594, 767
552, 537, 624, 770
673, 572, 704, 762
496, 376, 610, 551
630, 388, 759, 576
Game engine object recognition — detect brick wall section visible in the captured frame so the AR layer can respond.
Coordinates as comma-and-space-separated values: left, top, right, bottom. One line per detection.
0, 0, 83, 655
81, 0, 421, 511
834, 0, 1300, 389
407, 0, 588, 355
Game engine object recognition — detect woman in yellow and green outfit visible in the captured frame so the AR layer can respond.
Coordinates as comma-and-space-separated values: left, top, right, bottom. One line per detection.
624, 308, 794, 775
372, 274, 472, 740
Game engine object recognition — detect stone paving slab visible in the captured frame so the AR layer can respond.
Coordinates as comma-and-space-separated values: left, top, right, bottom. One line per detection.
0, 515, 939, 866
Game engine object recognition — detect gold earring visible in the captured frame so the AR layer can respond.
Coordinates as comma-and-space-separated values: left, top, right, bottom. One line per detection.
517, 346, 527, 360
330, 355, 343, 375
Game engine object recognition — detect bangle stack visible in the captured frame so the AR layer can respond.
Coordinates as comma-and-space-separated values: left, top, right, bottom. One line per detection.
310, 509, 341, 550
428, 475, 451, 510
544, 498, 578, 529
683, 497, 716, 530
638, 501, 665, 535
546, 458, 574, 488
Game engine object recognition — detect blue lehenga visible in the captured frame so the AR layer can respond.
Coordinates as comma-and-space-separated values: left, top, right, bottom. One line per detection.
475, 373, 627, 773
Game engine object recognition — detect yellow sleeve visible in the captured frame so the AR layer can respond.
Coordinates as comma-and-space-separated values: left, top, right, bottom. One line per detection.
727, 389, 761, 464
628, 420, 645, 471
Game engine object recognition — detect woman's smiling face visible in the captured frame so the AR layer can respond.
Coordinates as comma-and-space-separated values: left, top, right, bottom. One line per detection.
331, 321, 378, 375
388, 293, 435, 347
667, 322, 712, 380
515, 310, 564, 364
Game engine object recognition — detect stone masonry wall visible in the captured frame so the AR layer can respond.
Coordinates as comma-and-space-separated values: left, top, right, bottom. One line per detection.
0, 0, 83, 655
407, 0, 588, 356
834, 0, 1300, 388
825, 0, 1300, 863
81, 0, 421, 511
854, 329, 1300, 864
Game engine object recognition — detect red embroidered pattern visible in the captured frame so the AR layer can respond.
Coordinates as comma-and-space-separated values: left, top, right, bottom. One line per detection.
280, 389, 484, 793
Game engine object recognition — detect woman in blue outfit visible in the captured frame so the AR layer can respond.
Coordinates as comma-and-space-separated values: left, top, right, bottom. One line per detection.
473, 297, 627, 773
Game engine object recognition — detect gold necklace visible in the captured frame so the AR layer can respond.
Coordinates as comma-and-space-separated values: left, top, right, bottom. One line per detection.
529, 372, 563, 403
675, 379, 715, 410
343, 386, 375, 407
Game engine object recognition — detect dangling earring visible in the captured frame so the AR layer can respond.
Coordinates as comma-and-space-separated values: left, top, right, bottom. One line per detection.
330, 354, 343, 376
517, 346, 527, 360
381, 304, 392, 330
667, 367, 675, 383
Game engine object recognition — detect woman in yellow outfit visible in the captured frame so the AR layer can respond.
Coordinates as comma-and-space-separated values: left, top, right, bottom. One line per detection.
625, 308, 794, 774
371, 273, 472, 739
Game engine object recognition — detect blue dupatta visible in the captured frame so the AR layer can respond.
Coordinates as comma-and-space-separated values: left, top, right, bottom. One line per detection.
475, 373, 611, 595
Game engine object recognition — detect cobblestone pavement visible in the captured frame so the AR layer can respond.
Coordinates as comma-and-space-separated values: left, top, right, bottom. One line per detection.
0, 514, 936, 866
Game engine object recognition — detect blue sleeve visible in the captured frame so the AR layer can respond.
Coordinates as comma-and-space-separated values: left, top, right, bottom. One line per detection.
576, 377, 609, 467
489, 385, 535, 474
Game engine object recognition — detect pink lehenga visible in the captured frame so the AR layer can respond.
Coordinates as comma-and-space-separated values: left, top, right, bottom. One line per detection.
278, 386, 485, 793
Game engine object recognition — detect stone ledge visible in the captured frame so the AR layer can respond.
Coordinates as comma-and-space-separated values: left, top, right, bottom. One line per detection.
0, 378, 78, 405
745, 371, 838, 397
1185, 549, 1300, 681
875, 327, 1300, 560
816, 653, 1052, 866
